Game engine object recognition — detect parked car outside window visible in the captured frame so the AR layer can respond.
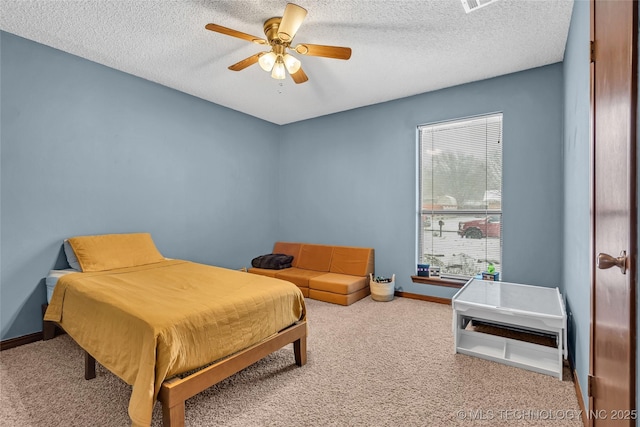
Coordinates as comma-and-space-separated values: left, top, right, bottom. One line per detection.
457, 215, 501, 239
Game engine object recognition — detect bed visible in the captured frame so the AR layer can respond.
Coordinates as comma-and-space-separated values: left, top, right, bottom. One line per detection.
43, 233, 307, 427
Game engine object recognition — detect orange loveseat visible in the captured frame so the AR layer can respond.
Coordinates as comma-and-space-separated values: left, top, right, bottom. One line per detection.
249, 242, 375, 306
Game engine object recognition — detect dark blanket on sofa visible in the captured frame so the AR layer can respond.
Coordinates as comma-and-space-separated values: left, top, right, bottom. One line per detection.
251, 253, 294, 270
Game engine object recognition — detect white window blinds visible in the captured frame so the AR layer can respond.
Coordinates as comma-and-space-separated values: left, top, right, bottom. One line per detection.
418, 113, 503, 278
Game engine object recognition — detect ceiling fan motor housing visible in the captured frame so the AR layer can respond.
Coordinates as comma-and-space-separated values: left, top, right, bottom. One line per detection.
263, 17, 287, 46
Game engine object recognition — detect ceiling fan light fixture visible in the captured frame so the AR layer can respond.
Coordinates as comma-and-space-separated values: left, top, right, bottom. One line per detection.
283, 53, 301, 74
258, 51, 277, 71
271, 58, 286, 79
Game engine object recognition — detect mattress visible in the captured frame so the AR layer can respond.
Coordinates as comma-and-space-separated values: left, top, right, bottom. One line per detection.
45, 269, 77, 303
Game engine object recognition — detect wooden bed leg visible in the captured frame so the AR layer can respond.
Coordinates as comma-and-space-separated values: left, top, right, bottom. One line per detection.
43, 320, 56, 340
85, 351, 96, 380
162, 400, 185, 427
42, 304, 56, 340
293, 335, 307, 366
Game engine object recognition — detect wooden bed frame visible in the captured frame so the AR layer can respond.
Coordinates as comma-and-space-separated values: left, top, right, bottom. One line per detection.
43, 313, 307, 427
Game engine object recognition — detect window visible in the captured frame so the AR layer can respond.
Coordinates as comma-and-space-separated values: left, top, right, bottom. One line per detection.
418, 113, 502, 279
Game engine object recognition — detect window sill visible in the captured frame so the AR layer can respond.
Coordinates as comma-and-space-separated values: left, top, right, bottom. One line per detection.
410, 275, 468, 289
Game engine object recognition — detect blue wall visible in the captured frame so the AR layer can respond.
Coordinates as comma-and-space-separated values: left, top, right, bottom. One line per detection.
562, 0, 590, 408
0, 32, 281, 339
278, 64, 565, 298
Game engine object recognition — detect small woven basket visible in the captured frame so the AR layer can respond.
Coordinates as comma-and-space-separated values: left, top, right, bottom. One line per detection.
369, 273, 395, 302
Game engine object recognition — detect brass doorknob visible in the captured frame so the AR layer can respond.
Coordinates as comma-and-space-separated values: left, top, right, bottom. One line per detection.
597, 251, 627, 274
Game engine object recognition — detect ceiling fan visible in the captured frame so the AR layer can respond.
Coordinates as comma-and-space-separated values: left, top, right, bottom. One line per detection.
205, 3, 352, 84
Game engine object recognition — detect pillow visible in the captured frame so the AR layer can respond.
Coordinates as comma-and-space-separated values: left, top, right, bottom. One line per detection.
251, 253, 294, 270
63, 239, 81, 271
68, 233, 165, 272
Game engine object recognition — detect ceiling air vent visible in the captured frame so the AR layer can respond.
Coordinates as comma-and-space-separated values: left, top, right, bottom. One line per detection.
461, 0, 500, 13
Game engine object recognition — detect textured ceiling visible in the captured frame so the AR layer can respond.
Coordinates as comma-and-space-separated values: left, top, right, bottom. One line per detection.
0, 0, 574, 125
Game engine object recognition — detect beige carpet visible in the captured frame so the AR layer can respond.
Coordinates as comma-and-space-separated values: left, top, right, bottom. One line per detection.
1, 297, 583, 426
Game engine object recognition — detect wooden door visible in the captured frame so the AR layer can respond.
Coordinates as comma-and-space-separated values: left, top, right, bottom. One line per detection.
591, 0, 637, 425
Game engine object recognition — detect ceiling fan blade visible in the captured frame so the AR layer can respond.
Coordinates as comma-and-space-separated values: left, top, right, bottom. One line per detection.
277, 3, 307, 42
290, 67, 308, 84
228, 53, 262, 71
294, 43, 352, 60
205, 23, 267, 45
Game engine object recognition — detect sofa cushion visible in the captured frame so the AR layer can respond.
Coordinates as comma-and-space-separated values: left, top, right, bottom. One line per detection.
275, 268, 326, 288
309, 273, 369, 294
247, 267, 281, 278
297, 244, 334, 272
273, 242, 302, 268
329, 247, 374, 277
309, 288, 370, 306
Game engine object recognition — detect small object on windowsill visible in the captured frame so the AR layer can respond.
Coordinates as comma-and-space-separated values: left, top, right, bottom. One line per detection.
428, 266, 440, 277
417, 264, 430, 277
481, 272, 500, 281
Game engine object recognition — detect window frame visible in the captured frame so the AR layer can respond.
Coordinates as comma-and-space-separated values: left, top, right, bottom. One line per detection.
416, 112, 503, 281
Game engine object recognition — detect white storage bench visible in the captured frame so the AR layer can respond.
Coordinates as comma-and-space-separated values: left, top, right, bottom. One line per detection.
452, 278, 567, 380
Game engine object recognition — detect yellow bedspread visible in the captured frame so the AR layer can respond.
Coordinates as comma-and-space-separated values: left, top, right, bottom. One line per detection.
44, 260, 306, 426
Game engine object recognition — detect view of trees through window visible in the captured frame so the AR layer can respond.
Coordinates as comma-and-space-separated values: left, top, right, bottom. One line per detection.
418, 113, 502, 278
